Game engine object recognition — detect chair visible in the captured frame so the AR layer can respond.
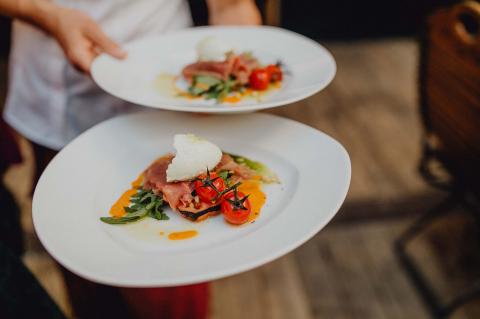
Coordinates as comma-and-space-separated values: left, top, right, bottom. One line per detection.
395, 1, 480, 318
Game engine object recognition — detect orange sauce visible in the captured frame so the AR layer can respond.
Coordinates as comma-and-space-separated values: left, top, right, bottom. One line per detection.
223, 95, 242, 103
243, 88, 254, 95
131, 174, 143, 188
168, 230, 198, 240
238, 179, 266, 222
109, 174, 143, 218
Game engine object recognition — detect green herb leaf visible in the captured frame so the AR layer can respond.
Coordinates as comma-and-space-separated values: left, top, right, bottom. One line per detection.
100, 216, 142, 225
217, 169, 233, 186
195, 75, 222, 87
188, 75, 236, 102
124, 206, 136, 213
189, 75, 223, 96
100, 188, 169, 225
217, 170, 229, 182
148, 200, 169, 220
148, 209, 169, 221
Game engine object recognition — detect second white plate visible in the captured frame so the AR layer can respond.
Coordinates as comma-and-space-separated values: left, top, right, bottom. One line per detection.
92, 26, 336, 113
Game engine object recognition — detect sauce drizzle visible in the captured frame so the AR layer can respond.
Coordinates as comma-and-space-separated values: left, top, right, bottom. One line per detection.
109, 174, 143, 217
238, 178, 266, 222
168, 230, 198, 240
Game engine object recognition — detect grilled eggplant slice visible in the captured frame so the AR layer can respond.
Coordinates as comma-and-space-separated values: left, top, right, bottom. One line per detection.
178, 204, 221, 221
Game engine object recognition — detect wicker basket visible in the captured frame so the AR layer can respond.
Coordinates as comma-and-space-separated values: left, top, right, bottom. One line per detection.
420, 1, 480, 190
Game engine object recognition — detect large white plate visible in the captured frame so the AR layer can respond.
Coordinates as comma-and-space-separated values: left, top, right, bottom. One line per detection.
91, 26, 336, 113
33, 111, 350, 287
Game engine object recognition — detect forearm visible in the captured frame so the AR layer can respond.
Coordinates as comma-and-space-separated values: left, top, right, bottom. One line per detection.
207, 0, 261, 25
0, 0, 59, 33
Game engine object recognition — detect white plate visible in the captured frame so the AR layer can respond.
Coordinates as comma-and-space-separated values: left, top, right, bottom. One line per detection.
91, 26, 336, 113
33, 111, 350, 287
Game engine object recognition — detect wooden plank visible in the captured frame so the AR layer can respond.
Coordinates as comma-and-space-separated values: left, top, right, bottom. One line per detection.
211, 255, 314, 319
258, 255, 314, 319
210, 267, 265, 319
352, 221, 430, 319
294, 220, 431, 319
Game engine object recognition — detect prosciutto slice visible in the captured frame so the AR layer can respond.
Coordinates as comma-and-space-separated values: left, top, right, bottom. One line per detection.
182, 57, 235, 82
143, 155, 192, 210
216, 154, 257, 180
182, 53, 259, 84
230, 53, 260, 84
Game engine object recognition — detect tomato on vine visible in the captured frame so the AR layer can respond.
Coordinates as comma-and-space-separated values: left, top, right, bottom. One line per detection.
221, 188, 252, 225
193, 170, 226, 204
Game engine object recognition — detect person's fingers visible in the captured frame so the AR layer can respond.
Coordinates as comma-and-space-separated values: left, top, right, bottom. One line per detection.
86, 23, 127, 59
66, 45, 95, 74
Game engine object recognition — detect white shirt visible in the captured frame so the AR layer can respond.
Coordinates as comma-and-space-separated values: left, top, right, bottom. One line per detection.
3, 0, 193, 150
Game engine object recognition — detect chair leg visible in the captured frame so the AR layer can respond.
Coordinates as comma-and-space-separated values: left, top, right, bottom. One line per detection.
440, 281, 480, 318
395, 195, 458, 248
394, 196, 459, 319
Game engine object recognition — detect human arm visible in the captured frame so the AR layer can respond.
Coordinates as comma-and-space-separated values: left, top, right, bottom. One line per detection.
206, 0, 261, 25
0, 0, 126, 73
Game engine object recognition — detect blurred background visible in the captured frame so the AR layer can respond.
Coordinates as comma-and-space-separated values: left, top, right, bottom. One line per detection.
1, 0, 480, 318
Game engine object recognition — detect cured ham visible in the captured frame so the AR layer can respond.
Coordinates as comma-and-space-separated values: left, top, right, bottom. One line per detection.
182, 59, 233, 82
182, 53, 259, 84
230, 53, 260, 84
143, 155, 193, 211
216, 154, 257, 180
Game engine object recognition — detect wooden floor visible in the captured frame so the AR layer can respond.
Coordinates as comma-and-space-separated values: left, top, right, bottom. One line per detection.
3, 39, 480, 318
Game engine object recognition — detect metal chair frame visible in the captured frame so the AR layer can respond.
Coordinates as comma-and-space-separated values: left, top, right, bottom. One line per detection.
394, 140, 480, 319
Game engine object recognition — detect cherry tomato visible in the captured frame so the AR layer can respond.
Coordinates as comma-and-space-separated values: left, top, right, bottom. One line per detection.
194, 171, 226, 204
266, 64, 283, 82
249, 68, 271, 90
221, 191, 252, 225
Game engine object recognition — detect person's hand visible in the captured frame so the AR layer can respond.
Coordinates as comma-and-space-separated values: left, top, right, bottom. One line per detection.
1, 0, 126, 73
208, 0, 261, 26
48, 7, 127, 73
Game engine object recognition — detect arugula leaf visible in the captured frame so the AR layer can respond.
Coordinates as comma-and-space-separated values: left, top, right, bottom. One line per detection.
195, 75, 222, 87
100, 216, 142, 225
188, 75, 236, 102
217, 169, 233, 186
100, 188, 168, 225
189, 76, 222, 96
217, 170, 229, 181
148, 209, 170, 221
148, 201, 169, 221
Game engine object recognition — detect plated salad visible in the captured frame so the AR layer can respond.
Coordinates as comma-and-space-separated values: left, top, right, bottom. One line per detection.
178, 37, 284, 103
101, 134, 278, 227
